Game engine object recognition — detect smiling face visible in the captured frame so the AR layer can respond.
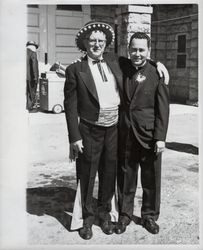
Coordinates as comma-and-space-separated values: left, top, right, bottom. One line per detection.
83, 30, 107, 60
129, 38, 150, 67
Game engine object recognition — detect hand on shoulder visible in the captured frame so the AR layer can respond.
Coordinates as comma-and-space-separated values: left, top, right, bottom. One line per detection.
156, 62, 170, 85
70, 54, 86, 65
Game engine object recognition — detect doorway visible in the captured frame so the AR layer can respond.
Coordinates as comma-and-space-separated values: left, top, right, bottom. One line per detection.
27, 5, 91, 69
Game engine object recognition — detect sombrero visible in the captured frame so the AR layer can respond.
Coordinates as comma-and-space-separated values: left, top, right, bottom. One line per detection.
26, 41, 39, 49
75, 21, 115, 52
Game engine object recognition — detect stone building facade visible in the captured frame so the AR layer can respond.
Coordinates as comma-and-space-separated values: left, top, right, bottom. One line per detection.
90, 5, 153, 56
151, 4, 198, 104
27, 4, 198, 103
90, 4, 198, 104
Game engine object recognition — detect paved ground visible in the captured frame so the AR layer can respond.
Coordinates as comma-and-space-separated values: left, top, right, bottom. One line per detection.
26, 104, 199, 247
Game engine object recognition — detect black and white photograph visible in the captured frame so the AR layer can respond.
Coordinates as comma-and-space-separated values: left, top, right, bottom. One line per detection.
0, 1, 202, 250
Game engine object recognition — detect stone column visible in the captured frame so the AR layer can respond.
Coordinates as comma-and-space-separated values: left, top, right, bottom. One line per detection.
116, 5, 153, 57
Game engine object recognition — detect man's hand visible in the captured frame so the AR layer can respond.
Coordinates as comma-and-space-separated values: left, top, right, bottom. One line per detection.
69, 140, 84, 161
156, 62, 169, 85
154, 141, 165, 155
71, 55, 86, 64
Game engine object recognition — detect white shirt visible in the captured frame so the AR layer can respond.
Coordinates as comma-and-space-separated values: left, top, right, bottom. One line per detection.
87, 56, 120, 109
85, 56, 120, 126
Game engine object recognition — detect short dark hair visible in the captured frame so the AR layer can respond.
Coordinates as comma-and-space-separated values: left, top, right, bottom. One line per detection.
129, 32, 151, 48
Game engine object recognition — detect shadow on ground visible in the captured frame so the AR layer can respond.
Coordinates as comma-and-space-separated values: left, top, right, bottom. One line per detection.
166, 142, 198, 155
27, 187, 76, 231
27, 186, 99, 231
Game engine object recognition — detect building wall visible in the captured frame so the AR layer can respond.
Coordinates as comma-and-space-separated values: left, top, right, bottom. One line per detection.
151, 4, 198, 104
91, 5, 153, 56
91, 4, 198, 103
27, 4, 198, 103
90, 5, 117, 53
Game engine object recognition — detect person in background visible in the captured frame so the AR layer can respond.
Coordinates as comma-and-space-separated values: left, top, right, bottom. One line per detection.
26, 41, 39, 112
115, 32, 170, 235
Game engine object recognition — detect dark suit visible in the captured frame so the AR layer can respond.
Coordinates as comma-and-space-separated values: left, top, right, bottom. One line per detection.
26, 48, 39, 110
64, 53, 123, 226
117, 57, 169, 221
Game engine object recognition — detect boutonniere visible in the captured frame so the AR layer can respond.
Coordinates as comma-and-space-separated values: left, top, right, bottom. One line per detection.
136, 73, 146, 83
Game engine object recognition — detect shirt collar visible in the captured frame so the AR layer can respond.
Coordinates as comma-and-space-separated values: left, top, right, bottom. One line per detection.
133, 60, 147, 70
87, 55, 104, 64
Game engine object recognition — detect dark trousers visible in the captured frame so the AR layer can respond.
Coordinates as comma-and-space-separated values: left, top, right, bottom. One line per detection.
117, 129, 162, 221
76, 120, 117, 226
26, 80, 37, 110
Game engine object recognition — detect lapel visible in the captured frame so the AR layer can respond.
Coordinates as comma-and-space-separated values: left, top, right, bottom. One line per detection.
125, 76, 131, 102
124, 67, 140, 102
103, 54, 123, 93
78, 56, 99, 103
130, 62, 148, 102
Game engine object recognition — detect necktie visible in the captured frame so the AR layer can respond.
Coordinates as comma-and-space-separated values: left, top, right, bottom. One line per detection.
92, 59, 108, 82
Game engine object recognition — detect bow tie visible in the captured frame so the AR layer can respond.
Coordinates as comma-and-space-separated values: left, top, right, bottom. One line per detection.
92, 59, 105, 64
92, 59, 108, 82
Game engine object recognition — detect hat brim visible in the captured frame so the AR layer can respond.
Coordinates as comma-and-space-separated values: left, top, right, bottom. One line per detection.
75, 22, 115, 52
26, 42, 39, 49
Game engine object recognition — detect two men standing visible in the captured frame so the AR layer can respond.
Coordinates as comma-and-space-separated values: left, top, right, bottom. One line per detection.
64, 21, 169, 240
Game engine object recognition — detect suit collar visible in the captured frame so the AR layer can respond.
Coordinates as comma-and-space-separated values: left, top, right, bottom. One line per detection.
103, 53, 123, 92
126, 61, 149, 101
80, 53, 123, 101
79, 57, 99, 102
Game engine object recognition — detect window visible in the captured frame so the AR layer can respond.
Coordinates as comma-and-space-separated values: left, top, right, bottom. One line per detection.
177, 55, 186, 68
56, 5, 82, 11
178, 35, 186, 53
27, 5, 38, 8
177, 34, 186, 68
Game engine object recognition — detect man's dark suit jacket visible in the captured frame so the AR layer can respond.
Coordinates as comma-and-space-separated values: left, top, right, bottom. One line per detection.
64, 53, 123, 143
118, 57, 170, 150
26, 48, 39, 84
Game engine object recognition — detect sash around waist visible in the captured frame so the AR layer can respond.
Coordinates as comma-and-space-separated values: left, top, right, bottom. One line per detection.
81, 106, 119, 127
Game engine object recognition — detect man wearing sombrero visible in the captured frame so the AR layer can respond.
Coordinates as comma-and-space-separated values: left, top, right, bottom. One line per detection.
64, 21, 123, 240
64, 21, 169, 240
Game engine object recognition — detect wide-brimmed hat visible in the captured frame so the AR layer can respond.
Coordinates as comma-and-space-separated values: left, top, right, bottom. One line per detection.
75, 21, 115, 52
26, 41, 39, 49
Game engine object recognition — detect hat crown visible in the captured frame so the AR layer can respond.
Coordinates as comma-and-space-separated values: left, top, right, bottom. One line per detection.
26, 41, 39, 48
75, 21, 115, 52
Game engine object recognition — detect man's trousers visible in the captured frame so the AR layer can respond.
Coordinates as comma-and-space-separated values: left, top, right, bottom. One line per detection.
117, 129, 162, 221
76, 120, 117, 226
26, 80, 37, 110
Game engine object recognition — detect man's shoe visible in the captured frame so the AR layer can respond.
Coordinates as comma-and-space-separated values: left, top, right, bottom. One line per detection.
115, 221, 127, 234
29, 108, 38, 113
100, 221, 115, 235
78, 225, 93, 240
142, 218, 159, 234
115, 216, 131, 234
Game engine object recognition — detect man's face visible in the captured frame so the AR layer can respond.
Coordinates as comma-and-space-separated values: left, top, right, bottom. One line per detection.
129, 38, 150, 67
84, 31, 106, 60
